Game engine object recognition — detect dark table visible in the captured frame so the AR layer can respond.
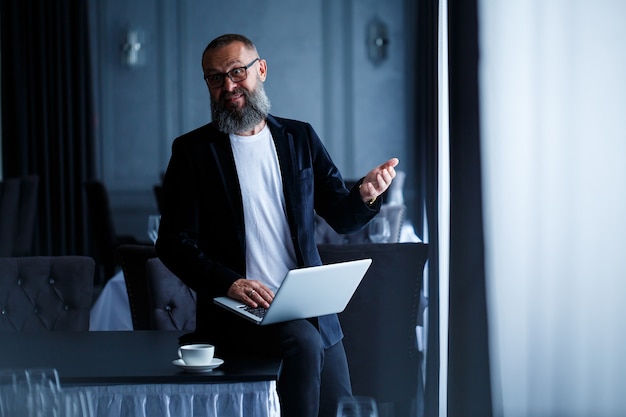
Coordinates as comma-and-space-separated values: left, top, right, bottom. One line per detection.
0, 331, 282, 417
0, 330, 281, 385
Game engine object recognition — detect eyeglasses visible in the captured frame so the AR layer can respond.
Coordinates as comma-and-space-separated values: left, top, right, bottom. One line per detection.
204, 58, 260, 88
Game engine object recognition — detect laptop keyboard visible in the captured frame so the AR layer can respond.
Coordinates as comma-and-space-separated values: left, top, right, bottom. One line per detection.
241, 305, 268, 319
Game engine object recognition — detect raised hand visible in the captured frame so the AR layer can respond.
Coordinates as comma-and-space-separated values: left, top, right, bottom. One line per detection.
359, 158, 399, 204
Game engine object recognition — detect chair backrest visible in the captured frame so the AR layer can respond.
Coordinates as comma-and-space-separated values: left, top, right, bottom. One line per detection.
83, 180, 119, 280
317, 242, 429, 414
0, 256, 95, 331
315, 204, 406, 244
118, 244, 196, 330
145, 258, 196, 330
84, 181, 141, 285
0, 176, 39, 257
118, 244, 157, 330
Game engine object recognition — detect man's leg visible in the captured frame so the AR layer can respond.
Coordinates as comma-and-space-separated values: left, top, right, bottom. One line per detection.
319, 340, 353, 417
268, 319, 325, 417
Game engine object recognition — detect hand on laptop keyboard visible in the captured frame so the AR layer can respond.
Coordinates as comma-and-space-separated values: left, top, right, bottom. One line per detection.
228, 278, 275, 309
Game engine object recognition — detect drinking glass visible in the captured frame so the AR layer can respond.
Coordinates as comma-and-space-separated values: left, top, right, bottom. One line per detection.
59, 389, 95, 417
0, 370, 18, 417
25, 369, 61, 417
147, 214, 161, 244
0, 369, 60, 417
336, 396, 378, 417
368, 216, 391, 243
25, 368, 61, 392
0, 369, 94, 417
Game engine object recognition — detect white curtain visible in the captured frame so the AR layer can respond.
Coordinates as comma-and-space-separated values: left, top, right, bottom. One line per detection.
478, 1, 626, 416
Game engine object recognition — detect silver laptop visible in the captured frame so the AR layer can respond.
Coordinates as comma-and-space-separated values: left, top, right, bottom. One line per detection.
213, 259, 372, 325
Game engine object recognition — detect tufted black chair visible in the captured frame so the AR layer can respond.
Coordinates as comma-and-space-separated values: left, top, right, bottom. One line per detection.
0, 256, 95, 332
145, 258, 196, 330
84, 180, 140, 285
118, 244, 157, 330
118, 244, 195, 331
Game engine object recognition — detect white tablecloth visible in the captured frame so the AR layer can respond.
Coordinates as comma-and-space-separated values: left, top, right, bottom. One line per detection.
64, 381, 280, 417
89, 271, 133, 331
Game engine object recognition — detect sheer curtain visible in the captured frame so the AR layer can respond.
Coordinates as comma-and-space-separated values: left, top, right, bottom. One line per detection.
479, 1, 626, 416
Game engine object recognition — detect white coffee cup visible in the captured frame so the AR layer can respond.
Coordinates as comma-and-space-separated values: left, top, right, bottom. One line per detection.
178, 344, 215, 366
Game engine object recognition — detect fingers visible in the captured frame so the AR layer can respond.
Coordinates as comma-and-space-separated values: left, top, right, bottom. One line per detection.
371, 158, 399, 185
376, 158, 399, 175
383, 157, 400, 169
244, 286, 273, 309
370, 173, 392, 195
376, 164, 396, 187
229, 279, 274, 308
361, 159, 398, 203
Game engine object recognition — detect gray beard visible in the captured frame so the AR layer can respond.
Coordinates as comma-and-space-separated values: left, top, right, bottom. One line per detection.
211, 82, 271, 134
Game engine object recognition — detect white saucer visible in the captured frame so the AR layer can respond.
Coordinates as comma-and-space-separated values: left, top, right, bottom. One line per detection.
172, 358, 224, 373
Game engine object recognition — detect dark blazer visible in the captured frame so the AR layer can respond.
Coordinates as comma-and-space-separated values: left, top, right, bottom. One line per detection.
156, 115, 380, 347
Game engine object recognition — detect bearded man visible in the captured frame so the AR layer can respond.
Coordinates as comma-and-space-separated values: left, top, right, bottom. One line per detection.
156, 33, 398, 417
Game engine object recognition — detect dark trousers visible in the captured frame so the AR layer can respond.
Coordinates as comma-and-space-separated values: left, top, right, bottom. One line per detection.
199, 318, 353, 417
270, 320, 353, 417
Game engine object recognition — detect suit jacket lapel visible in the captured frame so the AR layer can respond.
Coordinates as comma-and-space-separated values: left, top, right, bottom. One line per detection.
268, 118, 298, 230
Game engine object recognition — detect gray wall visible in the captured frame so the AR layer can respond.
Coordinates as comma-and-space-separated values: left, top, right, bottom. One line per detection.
89, 0, 415, 239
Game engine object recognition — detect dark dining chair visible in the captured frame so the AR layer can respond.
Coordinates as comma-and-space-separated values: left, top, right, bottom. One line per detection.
84, 180, 140, 285
318, 242, 429, 417
0, 256, 95, 332
117, 244, 157, 330
118, 244, 195, 330
0, 176, 39, 257
145, 257, 196, 330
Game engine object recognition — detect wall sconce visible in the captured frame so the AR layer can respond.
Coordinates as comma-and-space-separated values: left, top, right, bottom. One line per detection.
121, 30, 145, 68
367, 17, 389, 65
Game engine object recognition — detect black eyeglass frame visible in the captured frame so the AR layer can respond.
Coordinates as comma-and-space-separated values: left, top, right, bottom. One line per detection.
203, 58, 260, 88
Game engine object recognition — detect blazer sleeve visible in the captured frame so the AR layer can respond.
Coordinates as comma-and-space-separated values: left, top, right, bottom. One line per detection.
306, 124, 380, 233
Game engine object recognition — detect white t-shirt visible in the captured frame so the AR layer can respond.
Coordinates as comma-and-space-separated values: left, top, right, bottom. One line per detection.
229, 125, 297, 292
